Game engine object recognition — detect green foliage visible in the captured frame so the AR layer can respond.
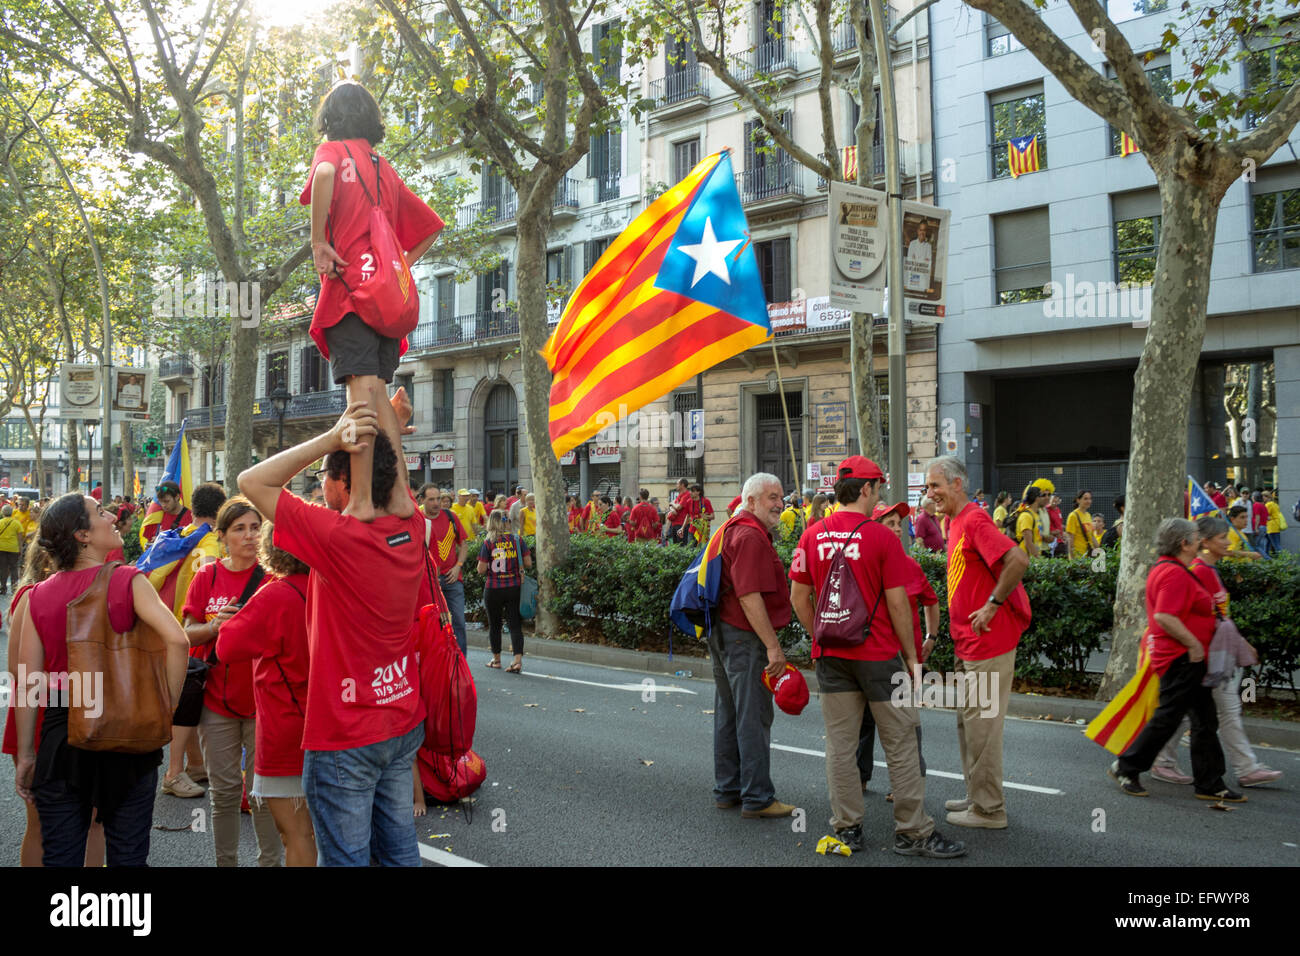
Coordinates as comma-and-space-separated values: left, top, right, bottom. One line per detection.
516, 535, 1300, 696
122, 512, 144, 563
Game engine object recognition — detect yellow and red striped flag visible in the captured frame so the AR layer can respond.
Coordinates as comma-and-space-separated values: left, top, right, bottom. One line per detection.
1007, 134, 1040, 178
543, 151, 771, 457
841, 145, 858, 181
1119, 131, 1140, 157
1085, 647, 1160, 755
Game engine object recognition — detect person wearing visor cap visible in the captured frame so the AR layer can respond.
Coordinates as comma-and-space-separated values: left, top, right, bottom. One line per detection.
790, 455, 965, 858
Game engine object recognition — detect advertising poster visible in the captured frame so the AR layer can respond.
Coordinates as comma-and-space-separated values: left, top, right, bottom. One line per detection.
828, 181, 887, 313
900, 200, 950, 322
111, 367, 152, 421
60, 364, 101, 420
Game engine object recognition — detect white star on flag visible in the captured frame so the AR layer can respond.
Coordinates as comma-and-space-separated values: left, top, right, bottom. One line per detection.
677, 217, 743, 287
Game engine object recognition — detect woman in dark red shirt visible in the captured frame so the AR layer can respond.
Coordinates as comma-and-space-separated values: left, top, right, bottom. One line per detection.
12, 493, 189, 866
1109, 518, 1240, 801
216, 522, 315, 866
183, 497, 280, 867
477, 511, 532, 673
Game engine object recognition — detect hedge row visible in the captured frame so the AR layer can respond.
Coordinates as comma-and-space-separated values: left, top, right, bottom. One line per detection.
459, 535, 1300, 695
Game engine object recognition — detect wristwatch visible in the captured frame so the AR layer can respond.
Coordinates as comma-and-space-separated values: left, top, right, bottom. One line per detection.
987, 593, 1004, 606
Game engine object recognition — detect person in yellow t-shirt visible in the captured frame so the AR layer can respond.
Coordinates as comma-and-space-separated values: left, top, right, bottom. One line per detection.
1264, 491, 1287, 556
991, 491, 1011, 529
519, 493, 537, 536
469, 489, 488, 530
1014, 488, 1045, 557
1225, 505, 1261, 560
452, 489, 480, 538
1065, 490, 1100, 558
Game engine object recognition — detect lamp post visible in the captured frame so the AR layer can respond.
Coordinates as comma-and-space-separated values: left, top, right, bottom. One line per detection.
270, 385, 291, 454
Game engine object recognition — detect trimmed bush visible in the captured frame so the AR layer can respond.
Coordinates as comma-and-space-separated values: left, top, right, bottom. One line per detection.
478, 533, 1300, 694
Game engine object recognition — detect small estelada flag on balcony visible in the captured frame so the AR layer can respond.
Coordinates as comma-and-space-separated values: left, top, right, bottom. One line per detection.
1119, 131, 1140, 157
841, 145, 858, 181
1007, 134, 1040, 178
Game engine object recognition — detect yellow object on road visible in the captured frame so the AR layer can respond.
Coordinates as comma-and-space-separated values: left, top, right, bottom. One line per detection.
816, 835, 851, 857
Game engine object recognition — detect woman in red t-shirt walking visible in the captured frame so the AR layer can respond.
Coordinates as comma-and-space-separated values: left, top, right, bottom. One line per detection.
183, 497, 280, 866
302, 82, 443, 522
216, 523, 315, 865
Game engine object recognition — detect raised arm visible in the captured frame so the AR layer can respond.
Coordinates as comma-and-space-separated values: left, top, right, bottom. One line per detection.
238, 402, 377, 524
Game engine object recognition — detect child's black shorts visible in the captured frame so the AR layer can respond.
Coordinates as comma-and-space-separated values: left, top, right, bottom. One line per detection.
324, 312, 400, 384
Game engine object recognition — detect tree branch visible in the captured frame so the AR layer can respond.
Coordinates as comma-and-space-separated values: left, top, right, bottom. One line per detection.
1233, 80, 1300, 165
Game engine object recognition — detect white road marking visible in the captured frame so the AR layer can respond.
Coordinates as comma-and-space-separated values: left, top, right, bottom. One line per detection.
524, 673, 698, 695
418, 842, 486, 868
770, 743, 1063, 795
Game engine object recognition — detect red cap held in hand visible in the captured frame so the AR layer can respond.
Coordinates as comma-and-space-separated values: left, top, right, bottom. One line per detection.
762, 664, 809, 716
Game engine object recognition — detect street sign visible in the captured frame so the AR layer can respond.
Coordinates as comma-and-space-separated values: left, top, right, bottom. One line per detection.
687, 409, 705, 443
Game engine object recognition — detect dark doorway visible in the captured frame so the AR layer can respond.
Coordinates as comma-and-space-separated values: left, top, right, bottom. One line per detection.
755, 391, 803, 494
484, 384, 518, 499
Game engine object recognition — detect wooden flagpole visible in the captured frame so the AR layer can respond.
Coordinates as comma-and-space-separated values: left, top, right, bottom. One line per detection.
769, 340, 803, 498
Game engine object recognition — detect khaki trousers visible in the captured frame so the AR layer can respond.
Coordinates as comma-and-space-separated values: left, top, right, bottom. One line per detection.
821, 677, 932, 838
954, 648, 1016, 819
197, 708, 282, 867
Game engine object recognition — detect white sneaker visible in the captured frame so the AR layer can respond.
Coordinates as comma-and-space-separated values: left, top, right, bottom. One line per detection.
1150, 765, 1193, 785
1237, 767, 1282, 787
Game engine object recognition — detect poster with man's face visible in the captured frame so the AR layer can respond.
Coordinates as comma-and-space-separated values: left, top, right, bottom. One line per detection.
111, 367, 152, 420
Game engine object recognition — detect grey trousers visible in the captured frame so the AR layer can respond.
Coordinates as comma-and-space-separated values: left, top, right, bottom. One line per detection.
708, 622, 776, 811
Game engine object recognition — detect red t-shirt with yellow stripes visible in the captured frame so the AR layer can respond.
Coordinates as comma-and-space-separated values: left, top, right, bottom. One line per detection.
945, 502, 1030, 661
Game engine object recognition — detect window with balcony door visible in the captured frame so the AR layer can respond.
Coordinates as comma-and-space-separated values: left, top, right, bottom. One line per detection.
266, 351, 289, 396
989, 88, 1046, 179
593, 19, 621, 85
672, 138, 701, 183
589, 127, 621, 202
431, 368, 455, 433
202, 365, 225, 406
299, 345, 330, 394
754, 237, 792, 304
742, 112, 793, 198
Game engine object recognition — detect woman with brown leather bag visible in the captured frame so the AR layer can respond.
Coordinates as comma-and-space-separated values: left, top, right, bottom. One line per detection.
12, 493, 189, 866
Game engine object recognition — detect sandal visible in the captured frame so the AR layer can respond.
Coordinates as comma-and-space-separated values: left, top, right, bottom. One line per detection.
487, 658, 502, 669
506, 658, 523, 674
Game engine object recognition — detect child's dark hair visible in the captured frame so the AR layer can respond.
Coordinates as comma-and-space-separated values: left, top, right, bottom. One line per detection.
324, 431, 400, 509
191, 481, 228, 521
314, 81, 385, 146
38, 492, 93, 571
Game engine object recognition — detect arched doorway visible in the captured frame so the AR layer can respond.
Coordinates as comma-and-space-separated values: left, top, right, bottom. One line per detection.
484, 384, 518, 500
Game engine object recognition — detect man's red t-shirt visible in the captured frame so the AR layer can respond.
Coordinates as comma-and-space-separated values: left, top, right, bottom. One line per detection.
568, 507, 583, 533
298, 139, 445, 357
426, 508, 467, 582
602, 509, 622, 536
1143, 559, 1216, 676
628, 502, 659, 541
944, 502, 1030, 661
717, 510, 791, 632
912, 510, 944, 551
215, 573, 311, 776
1210, 491, 1228, 510
1252, 501, 1268, 529
271, 491, 428, 751
668, 491, 697, 526
183, 561, 265, 720
789, 510, 909, 661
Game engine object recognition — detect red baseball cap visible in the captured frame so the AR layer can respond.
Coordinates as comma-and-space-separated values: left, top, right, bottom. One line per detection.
762, 664, 809, 716
872, 501, 910, 521
728, 494, 743, 514
836, 455, 884, 482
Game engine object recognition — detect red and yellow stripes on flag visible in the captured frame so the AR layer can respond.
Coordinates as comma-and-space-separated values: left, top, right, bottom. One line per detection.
543, 153, 770, 457
1007, 135, 1040, 178
841, 145, 858, 181
1119, 131, 1140, 157
947, 532, 966, 598
1085, 647, 1160, 755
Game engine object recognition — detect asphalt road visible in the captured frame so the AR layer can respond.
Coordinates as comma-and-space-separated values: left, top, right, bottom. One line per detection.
2, 636, 1297, 867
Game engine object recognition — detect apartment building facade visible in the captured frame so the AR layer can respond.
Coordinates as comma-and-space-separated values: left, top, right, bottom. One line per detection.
930, 0, 1299, 543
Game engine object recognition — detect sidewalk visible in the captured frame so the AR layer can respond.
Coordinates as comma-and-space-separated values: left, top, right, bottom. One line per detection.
468, 628, 1300, 752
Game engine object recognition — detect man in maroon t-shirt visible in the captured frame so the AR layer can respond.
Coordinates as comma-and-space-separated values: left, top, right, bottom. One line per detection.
667, 478, 697, 545
709, 473, 795, 820
790, 456, 964, 859
926, 454, 1029, 830
239, 388, 444, 867
419, 482, 469, 654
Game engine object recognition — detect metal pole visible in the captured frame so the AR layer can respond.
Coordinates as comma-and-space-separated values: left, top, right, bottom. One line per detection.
868, 0, 908, 507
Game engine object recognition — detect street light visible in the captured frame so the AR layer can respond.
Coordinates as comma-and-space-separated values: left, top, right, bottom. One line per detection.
270, 385, 291, 454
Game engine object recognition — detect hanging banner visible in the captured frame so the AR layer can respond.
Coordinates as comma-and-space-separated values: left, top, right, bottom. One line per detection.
828, 181, 887, 313
404, 453, 423, 470
428, 451, 455, 468
768, 300, 806, 334
111, 367, 152, 421
588, 443, 621, 464
900, 201, 950, 322
60, 364, 102, 420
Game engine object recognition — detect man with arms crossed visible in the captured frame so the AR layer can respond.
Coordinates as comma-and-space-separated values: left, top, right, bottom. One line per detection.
925, 455, 1030, 829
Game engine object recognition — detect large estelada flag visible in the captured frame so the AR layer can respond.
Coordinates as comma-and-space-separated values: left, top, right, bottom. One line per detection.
138, 419, 193, 549
670, 516, 737, 641
1007, 134, 1040, 178
543, 150, 771, 457
1085, 646, 1159, 755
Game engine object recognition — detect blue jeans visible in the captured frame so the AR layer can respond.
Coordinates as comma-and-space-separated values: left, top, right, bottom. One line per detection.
1265, 532, 1280, 556
35, 768, 157, 867
441, 576, 468, 654
302, 722, 424, 867
707, 622, 775, 811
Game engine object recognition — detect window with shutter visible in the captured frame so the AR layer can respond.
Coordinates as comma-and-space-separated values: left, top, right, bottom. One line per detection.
993, 207, 1051, 303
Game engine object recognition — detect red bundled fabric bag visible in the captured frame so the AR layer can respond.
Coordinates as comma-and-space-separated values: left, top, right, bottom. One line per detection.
417, 552, 477, 759
417, 747, 487, 803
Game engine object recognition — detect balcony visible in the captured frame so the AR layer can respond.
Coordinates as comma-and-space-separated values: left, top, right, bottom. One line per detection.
406, 309, 521, 354
649, 66, 710, 118
456, 191, 518, 230
736, 158, 805, 208
552, 177, 581, 219
734, 40, 796, 82
593, 171, 620, 203
158, 357, 195, 382
831, 19, 858, 59
168, 389, 348, 442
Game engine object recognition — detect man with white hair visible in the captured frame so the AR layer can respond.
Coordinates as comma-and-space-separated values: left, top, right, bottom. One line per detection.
925, 455, 1030, 829
708, 472, 795, 819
